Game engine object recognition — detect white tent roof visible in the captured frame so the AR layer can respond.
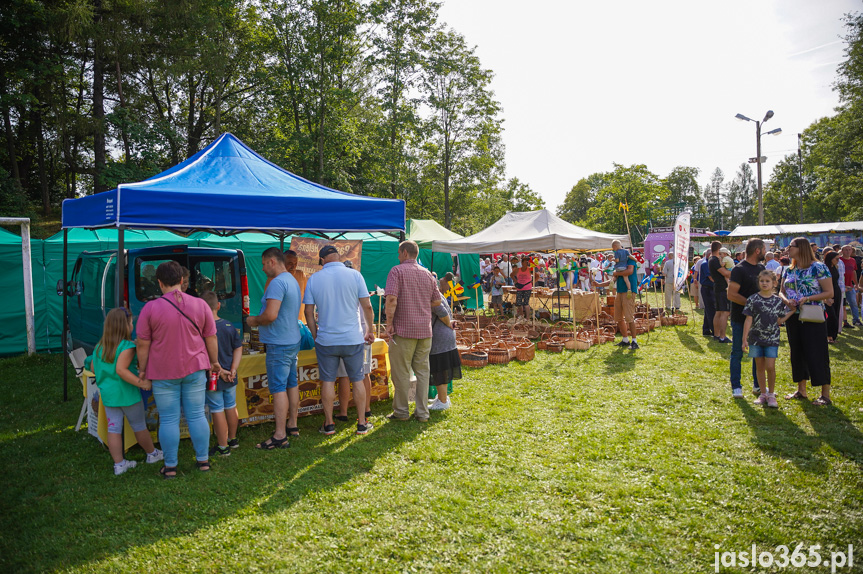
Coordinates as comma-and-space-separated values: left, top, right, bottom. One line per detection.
431, 209, 631, 254
729, 221, 863, 237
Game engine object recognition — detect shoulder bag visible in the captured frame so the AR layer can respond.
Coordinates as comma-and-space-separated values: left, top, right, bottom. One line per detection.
161, 293, 205, 336
792, 268, 825, 323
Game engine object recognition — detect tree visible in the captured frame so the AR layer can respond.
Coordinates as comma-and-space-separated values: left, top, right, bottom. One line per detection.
725, 163, 756, 225
581, 164, 670, 237
420, 28, 500, 229
556, 179, 593, 224
663, 166, 701, 208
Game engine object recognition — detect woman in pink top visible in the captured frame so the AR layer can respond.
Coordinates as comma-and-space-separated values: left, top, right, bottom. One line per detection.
136, 260, 220, 479
514, 257, 534, 318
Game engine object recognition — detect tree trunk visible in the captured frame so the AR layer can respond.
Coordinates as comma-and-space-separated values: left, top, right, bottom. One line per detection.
0, 76, 23, 193
92, 3, 107, 193
115, 60, 131, 161
34, 95, 50, 215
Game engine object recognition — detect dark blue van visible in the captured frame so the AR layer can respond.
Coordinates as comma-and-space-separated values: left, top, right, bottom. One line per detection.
64, 245, 249, 352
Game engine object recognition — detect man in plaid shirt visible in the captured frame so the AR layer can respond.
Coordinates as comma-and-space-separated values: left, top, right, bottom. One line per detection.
384, 240, 441, 421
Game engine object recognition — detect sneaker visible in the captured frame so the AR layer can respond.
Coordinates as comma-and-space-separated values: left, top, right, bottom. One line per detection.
356, 421, 373, 435
319, 424, 336, 435
209, 445, 231, 457
428, 398, 442, 409
732, 388, 744, 399
616, 340, 630, 347
334, 415, 349, 422
754, 394, 768, 406
844, 322, 854, 329
719, 337, 731, 344
752, 387, 761, 397
145, 448, 164, 464
429, 398, 451, 411
114, 459, 137, 475
855, 321, 863, 327
227, 438, 239, 449
386, 413, 410, 421
629, 341, 640, 350
365, 411, 372, 420
766, 394, 779, 408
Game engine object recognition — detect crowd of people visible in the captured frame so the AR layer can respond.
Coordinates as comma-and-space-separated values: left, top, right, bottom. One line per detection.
692, 237, 863, 407
84, 234, 859, 476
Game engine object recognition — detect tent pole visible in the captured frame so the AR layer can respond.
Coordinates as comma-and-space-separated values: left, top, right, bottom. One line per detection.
279, 233, 284, 251
116, 226, 125, 308
63, 228, 68, 402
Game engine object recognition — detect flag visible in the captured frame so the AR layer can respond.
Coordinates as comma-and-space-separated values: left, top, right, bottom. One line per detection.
653, 253, 666, 266
467, 276, 481, 289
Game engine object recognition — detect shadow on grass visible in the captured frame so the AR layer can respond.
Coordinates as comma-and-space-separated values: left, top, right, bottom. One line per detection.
675, 327, 705, 354
800, 402, 863, 470
0, 354, 435, 573
602, 346, 640, 375
735, 399, 828, 474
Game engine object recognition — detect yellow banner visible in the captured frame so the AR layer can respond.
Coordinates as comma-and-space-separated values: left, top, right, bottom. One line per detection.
236, 340, 391, 425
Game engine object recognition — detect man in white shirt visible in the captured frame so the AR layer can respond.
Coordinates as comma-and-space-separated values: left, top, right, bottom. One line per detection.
765, 252, 780, 272
499, 255, 513, 286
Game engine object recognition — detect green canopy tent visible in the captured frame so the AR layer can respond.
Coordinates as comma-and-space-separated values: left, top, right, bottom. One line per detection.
41, 229, 191, 353
408, 219, 483, 310
0, 228, 34, 356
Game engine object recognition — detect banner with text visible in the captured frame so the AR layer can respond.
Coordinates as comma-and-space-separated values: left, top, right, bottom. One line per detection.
289, 237, 363, 278
236, 340, 390, 426
673, 212, 691, 291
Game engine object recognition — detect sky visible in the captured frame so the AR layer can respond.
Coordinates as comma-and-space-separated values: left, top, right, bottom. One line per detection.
437, 0, 857, 212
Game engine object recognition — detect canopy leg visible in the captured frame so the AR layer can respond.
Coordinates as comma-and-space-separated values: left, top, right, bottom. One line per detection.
63, 228, 68, 402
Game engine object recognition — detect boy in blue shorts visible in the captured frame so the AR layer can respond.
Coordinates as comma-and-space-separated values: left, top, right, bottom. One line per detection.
202, 291, 243, 456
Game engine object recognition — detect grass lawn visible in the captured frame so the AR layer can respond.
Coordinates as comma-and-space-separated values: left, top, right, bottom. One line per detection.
2, 294, 862, 573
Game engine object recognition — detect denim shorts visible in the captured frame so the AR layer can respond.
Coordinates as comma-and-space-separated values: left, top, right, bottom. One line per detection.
316, 343, 364, 382
336, 343, 373, 378
205, 385, 237, 413
265, 342, 300, 393
748, 344, 779, 359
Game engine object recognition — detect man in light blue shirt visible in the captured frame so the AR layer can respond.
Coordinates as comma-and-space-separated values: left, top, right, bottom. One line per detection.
304, 245, 375, 435
247, 247, 302, 450
765, 252, 781, 272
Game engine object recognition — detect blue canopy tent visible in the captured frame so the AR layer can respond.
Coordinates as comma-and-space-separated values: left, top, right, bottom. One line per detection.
59, 133, 405, 399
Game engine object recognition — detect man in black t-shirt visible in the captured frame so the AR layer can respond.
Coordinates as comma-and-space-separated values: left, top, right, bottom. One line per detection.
727, 239, 766, 399
708, 242, 732, 342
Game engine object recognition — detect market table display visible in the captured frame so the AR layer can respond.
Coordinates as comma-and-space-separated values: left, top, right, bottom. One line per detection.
501, 287, 572, 316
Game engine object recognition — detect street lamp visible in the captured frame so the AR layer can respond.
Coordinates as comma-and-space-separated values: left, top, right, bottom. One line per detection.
735, 110, 782, 226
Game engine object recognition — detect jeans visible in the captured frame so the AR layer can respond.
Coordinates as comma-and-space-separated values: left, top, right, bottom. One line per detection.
846, 286, 861, 323
152, 370, 211, 466
730, 320, 759, 391
700, 284, 715, 336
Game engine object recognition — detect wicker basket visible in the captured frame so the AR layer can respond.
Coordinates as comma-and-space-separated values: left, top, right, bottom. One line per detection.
660, 316, 675, 327
515, 341, 535, 361
675, 315, 689, 325
537, 332, 553, 350
460, 346, 488, 368
599, 326, 616, 344
486, 344, 511, 364
551, 321, 575, 340
574, 330, 593, 350
546, 337, 564, 352
456, 336, 471, 354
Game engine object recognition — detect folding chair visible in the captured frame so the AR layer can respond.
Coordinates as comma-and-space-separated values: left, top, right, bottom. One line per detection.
69, 348, 94, 432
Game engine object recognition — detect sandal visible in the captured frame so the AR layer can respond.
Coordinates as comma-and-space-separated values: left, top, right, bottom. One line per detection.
287, 427, 300, 437
195, 460, 211, 472
256, 435, 290, 450
318, 424, 336, 435
812, 396, 833, 406
160, 465, 177, 480
784, 391, 808, 400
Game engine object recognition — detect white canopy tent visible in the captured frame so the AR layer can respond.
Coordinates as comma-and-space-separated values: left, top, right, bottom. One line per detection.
431, 209, 630, 254
728, 221, 863, 237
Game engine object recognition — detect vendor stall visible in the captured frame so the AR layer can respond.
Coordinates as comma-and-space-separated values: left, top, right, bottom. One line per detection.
77, 340, 391, 450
